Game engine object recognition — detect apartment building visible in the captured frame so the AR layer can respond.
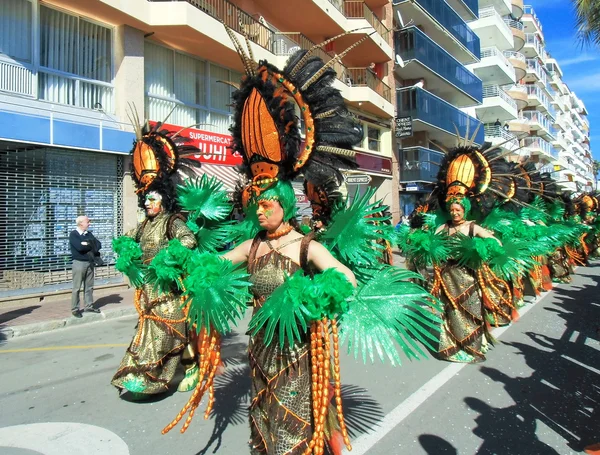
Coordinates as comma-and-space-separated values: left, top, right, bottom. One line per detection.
468, 3, 593, 192
393, 0, 484, 217
0, 0, 395, 295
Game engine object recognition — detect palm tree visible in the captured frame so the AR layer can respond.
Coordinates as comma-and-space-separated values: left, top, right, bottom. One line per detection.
574, 0, 600, 45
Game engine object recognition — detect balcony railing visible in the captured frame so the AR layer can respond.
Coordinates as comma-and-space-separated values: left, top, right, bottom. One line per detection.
526, 58, 548, 86
396, 87, 484, 144
526, 84, 550, 108
524, 33, 546, 60
479, 7, 512, 34
480, 47, 512, 68
484, 124, 519, 149
523, 136, 555, 158
345, 68, 392, 102
150, 0, 274, 51
503, 50, 526, 62
522, 110, 553, 136
483, 85, 518, 109
523, 5, 543, 32
272, 33, 331, 62
395, 28, 483, 101
393, 0, 480, 58
344, 1, 390, 40
503, 17, 524, 31
399, 146, 443, 182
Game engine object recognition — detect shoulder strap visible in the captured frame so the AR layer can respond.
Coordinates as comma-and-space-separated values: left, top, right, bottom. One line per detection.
247, 233, 264, 265
469, 222, 475, 238
300, 233, 315, 271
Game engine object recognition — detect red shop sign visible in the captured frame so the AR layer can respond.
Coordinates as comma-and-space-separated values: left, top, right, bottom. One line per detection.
150, 122, 243, 167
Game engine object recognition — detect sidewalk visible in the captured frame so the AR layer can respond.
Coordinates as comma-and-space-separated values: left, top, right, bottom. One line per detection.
0, 286, 137, 340
0, 251, 408, 340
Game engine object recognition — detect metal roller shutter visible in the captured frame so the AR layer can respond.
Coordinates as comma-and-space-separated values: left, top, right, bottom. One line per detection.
0, 142, 123, 294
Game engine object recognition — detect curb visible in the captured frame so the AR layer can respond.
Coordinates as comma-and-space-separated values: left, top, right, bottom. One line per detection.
0, 306, 137, 340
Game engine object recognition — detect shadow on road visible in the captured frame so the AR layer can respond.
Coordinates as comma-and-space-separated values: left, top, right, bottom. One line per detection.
0, 305, 42, 346
418, 434, 458, 454
464, 264, 600, 453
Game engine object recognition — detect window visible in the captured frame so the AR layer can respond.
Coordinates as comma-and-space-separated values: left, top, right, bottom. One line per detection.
0, 0, 33, 62
145, 42, 241, 135
367, 126, 380, 152
38, 6, 113, 111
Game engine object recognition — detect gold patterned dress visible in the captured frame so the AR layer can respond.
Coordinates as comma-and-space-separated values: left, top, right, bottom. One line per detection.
111, 212, 197, 395
247, 233, 321, 455
433, 223, 513, 362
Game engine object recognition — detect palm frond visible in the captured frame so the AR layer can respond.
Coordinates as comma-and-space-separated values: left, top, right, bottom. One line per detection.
321, 189, 393, 266
183, 253, 252, 335
177, 174, 232, 221
338, 266, 442, 366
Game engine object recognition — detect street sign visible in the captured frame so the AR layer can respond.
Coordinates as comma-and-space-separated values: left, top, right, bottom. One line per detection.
395, 116, 413, 138
345, 174, 372, 185
405, 182, 419, 191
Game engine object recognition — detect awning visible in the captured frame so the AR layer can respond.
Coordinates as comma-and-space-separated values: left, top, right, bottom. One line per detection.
197, 164, 243, 192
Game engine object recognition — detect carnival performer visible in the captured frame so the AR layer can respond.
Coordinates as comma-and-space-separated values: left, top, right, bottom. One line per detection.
223, 181, 356, 454
111, 117, 204, 399
153, 28, 442, 455
433, 197, 504, 363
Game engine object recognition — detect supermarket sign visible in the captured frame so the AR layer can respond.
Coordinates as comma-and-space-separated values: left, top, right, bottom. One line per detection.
150, 122, 243, 167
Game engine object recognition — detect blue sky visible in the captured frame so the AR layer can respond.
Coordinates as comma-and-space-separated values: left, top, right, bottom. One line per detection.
526, 0, 599, 162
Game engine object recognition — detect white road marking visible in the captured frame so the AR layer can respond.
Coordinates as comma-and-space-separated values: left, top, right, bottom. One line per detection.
345, 290, 550, 454
0, 422, 129, 455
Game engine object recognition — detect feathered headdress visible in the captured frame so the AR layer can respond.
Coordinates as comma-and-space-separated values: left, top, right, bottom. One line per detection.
127, 106, 203, 211
225, 26, 364, 211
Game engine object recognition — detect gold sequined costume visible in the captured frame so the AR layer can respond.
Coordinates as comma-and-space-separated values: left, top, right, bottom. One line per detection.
433, 223, 513, 362
247, 234, 337, 455
548, 247, 573, 283
111, 212, 197, 395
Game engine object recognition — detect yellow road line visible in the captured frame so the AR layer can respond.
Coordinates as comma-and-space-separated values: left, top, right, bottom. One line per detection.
0, 344, 128, 354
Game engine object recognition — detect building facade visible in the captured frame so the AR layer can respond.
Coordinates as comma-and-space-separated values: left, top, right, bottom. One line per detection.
393, 0, 484, 217
0, 0, 395, 295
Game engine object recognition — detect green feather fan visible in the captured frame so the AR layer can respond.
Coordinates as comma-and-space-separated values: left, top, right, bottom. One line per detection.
177, 174, 232, 222
249, 269, 355, 348
320, 189, 394, 266
520, 196, 549, 224
183, 253, 252, 335
112, 236, 146, 287
338, 266, 442, 365
145, 239, 192, 294
405, 229, 450, 268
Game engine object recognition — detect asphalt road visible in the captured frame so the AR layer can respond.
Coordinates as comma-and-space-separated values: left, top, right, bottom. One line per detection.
0, 263, 598, 455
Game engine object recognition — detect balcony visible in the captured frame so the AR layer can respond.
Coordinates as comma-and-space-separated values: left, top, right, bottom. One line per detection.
551, 131, 568, 151
484, 124, 520, 151
399, 146, 443, 183
395, 27, 483, 107
523, 136, 556, 162
526, 84, 550, 112
396, 87, 484, 145
470, 7, 514, 51
503, 17, 525, 51
508, 115, 531, 134
503, 50, 526, 79
504, 83, 529, 110
522, 110, 554, 140
524, 58, 548, 86
445, 0, 479, 21
336, 0, 393, 64
341, 67, 394, 117
393, 0, 480, 63
523, 33, 546, 61
476, 85, 518, 123
271, 33, 393, 117
470, 47, 516, 86
522, 5, 544, 38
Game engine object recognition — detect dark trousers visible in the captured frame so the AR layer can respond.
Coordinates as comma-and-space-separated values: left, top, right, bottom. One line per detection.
72, 260, 95, 312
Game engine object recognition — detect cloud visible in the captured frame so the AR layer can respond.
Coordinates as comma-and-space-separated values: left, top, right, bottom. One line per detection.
560, 55, 599, 66
567, 72, 600, 93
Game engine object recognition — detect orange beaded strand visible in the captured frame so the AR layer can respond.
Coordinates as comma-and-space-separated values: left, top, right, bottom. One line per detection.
331, 318, 351, 449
